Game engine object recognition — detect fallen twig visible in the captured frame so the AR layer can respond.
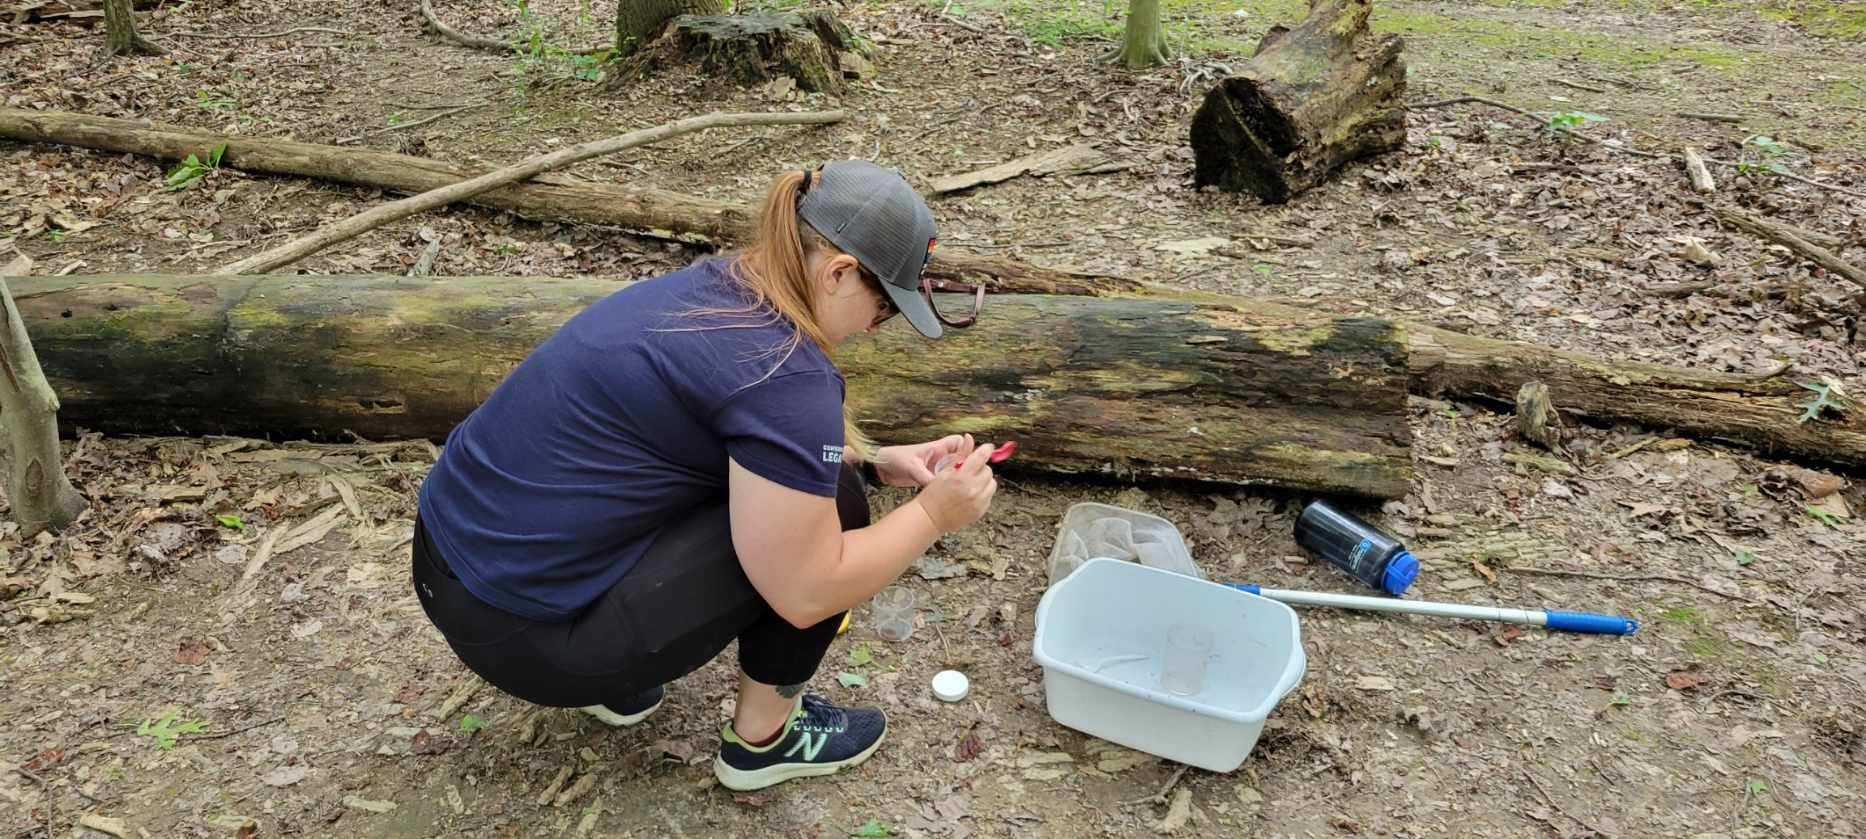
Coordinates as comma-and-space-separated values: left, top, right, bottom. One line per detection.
371, 103, 480, 136
15, 764, 55, 835
1713, 206, 1866, 292
408, 238, 443, 277
1552, 78, 1606, 93
190, 715, 286, 741
420, 0, 608, 55
1408, 96, 1866, 199
220, 108, 847, 274
1120, 763, 1189, 807
1683, 146, 1716, 194
163, 26, 350, 40
435, 675, 484, 722
1523, 769, 1606, 837
1678, 111, 1744, 124
232, 526, 283, 596
1500, 565, 1754, 604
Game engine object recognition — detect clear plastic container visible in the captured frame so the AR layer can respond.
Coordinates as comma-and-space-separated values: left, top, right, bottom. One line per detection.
871, 585, 916, 642
1047, 502, 1202, 585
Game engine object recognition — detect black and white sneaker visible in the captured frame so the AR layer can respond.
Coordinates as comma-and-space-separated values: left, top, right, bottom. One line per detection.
578, 684, 664, 727
713, 694, 887, 791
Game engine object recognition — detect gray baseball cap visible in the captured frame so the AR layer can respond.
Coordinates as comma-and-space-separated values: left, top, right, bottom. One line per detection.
798, 159, 945, 339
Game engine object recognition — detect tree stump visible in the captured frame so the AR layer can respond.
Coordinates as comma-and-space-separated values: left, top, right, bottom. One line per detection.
1189, 0, 1406, 204
614, 11, 870, 93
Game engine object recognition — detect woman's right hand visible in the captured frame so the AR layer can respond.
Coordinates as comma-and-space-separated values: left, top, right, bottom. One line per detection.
913, 441, 999, 533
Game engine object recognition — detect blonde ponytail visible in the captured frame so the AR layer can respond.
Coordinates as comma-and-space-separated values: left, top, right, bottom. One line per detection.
724, 171, 877, 465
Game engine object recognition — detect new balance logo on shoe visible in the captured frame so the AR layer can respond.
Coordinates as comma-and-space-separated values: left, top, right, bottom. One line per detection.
785, 731, 827, 761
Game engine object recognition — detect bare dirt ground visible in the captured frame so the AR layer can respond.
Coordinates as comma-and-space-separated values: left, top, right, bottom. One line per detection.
3, 0, 1865, 836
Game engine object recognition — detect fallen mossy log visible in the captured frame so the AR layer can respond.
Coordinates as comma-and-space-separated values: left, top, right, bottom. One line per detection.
1148, 285, 1866, 470
9, 274, 1415, 498
0, 107, 1140, 297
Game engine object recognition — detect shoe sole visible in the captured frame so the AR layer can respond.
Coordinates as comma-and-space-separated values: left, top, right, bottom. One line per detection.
579, 698, 663, 727
712, 728, 888, 792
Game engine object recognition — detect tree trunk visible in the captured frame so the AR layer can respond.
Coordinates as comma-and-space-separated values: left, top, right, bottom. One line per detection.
1189, 0, 1404, 203
0, 279, 87, 537
1111, 0, 1169, 69
101, 0, 161, 56
7, 274, 1415, 498
0, 107, 1140, 297
618, 12, 859, 93
616, 0, 721, 54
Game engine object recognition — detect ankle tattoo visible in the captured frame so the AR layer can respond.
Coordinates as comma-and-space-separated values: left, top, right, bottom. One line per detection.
776, 682, 805, 699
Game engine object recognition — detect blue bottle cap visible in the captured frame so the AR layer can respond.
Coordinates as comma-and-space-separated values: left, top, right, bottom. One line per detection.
1382, 550, 1419, 596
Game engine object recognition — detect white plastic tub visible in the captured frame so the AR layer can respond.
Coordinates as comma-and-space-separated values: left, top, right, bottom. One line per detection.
1046, 502, 1202, 585
1032, 557, 1306, 772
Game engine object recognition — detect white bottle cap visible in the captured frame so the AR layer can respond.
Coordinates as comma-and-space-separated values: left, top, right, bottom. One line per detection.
931, 670, 970, 702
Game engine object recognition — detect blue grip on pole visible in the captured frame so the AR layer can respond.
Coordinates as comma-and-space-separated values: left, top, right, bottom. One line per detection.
1544, 610, 1639, 635
1223, 583, 1263, 595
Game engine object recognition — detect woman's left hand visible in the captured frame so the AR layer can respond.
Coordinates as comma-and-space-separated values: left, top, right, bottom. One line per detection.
872, 434, 973, 487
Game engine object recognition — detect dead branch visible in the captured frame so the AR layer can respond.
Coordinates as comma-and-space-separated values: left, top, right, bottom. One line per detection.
1523, 769, 1607, 837
420, 0, 608, 55
1551, 78, 1606, 93
1678, 112, 1744, 124
1499, 565, 1755, 604
1120, 764, 1190, 807
0, 107, 1143, 296
219, 109, 847, 274
930, 144, 1115, 194
1713, 206, 1866, 292
162, 26, 350, 39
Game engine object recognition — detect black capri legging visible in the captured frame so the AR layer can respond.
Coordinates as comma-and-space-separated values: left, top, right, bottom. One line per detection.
410, 462, 870, 708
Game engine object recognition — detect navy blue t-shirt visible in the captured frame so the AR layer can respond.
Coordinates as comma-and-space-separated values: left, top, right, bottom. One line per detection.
416, 259, 847, 621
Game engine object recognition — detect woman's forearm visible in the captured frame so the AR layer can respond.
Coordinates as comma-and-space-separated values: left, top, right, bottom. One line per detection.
785, 501, 943, 627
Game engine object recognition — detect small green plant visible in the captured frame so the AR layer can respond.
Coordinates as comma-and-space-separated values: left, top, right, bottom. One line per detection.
1806, 504, 1843, 527
195, 89, 239, 112
134, 708, 209, 750
45, 229, 66, 242
215, 512, 245, 530
1660, 606, 1699, 623
850, 820, 893, 838
1732, 548, 1757, 567
847, 643, 873, 667
459, 713, 486, 734
1746, 778, 1768, 797
1736, 135, 1795, 176
1611, 691, 1631, 706
1545, 111, 1607, 135
164, 143, 226, 192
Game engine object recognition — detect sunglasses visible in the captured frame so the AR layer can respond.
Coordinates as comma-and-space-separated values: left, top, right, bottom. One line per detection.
862, 270, 986, 329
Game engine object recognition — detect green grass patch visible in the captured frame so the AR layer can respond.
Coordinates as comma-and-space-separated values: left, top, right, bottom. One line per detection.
1759, 0, 1866, 37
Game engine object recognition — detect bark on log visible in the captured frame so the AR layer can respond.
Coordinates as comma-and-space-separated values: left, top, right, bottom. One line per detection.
0, 107, 1141, 297
1189, 0, 1406, 203
7, 274, 1414, 498
1145, 284, 1866, 471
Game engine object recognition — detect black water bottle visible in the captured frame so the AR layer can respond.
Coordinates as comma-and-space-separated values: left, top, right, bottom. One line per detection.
1294, 500, 1419, 596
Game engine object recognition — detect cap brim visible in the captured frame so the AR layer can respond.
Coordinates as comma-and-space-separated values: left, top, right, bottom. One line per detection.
880, 281, 942, 339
